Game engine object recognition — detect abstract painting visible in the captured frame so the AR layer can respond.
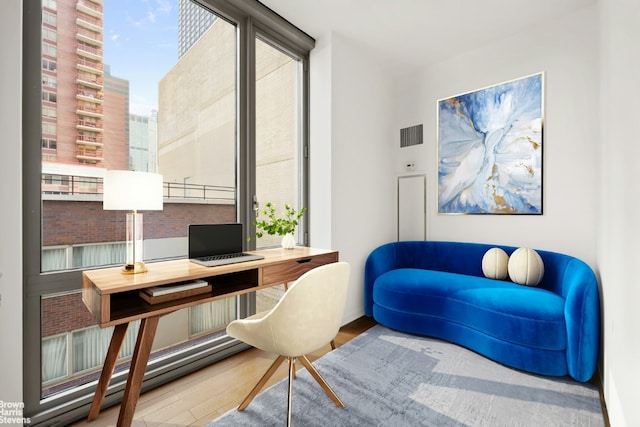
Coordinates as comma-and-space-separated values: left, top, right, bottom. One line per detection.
437, 73, 543, 214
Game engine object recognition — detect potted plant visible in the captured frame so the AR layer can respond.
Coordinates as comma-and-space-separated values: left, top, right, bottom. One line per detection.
254, 201, 306, 249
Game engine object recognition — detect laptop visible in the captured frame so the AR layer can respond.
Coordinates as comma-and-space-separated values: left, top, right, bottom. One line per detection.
188, 223, 264, 267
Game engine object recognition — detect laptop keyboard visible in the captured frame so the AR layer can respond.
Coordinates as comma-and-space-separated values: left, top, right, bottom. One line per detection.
199, 252, 247, 262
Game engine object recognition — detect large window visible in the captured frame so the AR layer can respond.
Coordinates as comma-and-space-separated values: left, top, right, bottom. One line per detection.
254, 36, 307, 311
23, 0, 313, 424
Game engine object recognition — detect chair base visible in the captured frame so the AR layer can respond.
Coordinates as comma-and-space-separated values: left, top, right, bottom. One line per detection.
238, 354, 345, 426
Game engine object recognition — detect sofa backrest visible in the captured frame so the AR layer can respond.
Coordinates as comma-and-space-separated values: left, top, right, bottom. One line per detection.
378, 240, 595, 297
386, 240, 509, 276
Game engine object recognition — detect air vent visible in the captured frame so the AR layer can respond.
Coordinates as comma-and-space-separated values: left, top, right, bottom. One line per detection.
400, 124, 423, 148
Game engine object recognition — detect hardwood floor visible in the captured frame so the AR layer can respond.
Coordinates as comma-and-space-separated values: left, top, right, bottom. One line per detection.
71, 316, 376, 427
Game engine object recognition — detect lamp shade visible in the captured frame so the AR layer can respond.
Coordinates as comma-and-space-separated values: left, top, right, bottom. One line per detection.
103, 170, 164, 211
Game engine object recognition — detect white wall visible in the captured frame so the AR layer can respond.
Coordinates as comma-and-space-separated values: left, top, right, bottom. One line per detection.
393, 5, 600, 267
309, 33, 333, 251
310, 32, 396, 323
598, 0, 640, 425
0, 0, 23, 414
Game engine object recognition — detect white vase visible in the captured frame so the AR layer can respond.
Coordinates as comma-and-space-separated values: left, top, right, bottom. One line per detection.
281, 233, 296, 249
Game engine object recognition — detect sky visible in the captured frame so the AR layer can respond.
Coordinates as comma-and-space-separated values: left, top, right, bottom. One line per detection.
103, 0, 179, 116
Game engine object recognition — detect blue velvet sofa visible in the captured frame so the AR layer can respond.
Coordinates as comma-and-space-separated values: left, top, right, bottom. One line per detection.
364, 241, 600, 382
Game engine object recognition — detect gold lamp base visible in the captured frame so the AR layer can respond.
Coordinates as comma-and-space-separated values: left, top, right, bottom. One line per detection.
121, 261, 148, 274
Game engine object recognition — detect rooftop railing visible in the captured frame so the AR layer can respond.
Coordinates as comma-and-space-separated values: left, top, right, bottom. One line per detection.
41, 175, 235, 203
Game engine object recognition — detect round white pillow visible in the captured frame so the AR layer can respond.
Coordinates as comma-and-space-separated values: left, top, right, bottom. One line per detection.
482, 247, 509, 280
508, 247, 544, 286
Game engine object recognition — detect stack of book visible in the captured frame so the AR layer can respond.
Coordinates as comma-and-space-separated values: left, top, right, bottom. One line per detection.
140, 279, 212, 304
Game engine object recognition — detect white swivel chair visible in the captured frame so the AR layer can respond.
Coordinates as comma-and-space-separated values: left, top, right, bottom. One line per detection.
226, 261, 351, 426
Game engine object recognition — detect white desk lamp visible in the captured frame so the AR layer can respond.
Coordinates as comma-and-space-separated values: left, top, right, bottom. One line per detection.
103, 170, 163, 274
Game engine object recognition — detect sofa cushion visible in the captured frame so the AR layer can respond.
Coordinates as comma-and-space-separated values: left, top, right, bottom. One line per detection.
482, 247, 509, 280
508, 247, 545, 286
372, 268, 566, 350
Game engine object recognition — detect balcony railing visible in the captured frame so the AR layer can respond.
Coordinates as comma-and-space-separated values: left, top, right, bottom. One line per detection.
77, 2, 103, 19
77, 72, 103, 83
77, 57, 103, 73
76, 14, 101, 33
78, 42, 102, 57
76, 133, 103, 147
79, 0, 103, 13
77, 42, 103, 61
41, 175, 236, 203
77, 88, 104, 104
76, 119, 103, 132
76, 104, 104, 119
76, 147, 104, 163
76, 74, 103, 90
165, 182, 236, 201
76, 27, 103, 46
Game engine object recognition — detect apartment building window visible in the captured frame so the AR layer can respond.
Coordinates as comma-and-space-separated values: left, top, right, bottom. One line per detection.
42, 92, 57, 103
23, 0, 313, 424
42, 138, 57, 150
43, 11, 57, 26
43, 0, 57, 10
42, 75, 57, 88
43, 28, 57, 42
42, 58, 57, 72
42, 43, 57, 57
42, 122, 56, 134
42, 106, 56, 118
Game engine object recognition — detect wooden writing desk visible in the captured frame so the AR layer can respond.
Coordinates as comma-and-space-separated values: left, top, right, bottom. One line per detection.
82, 247, 338, 426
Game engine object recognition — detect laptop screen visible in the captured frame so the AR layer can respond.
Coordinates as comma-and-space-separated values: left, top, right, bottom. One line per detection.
188, 223, 243, 259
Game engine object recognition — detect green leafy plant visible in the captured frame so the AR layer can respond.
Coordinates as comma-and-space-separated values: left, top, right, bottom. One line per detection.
254, 202, 306, 238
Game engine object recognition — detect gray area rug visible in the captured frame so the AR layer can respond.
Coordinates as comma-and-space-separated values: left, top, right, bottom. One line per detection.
208, 324, 604, 426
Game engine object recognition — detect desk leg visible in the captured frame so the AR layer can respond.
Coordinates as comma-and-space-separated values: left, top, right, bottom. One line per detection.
116, 315, 160, 427
88, 323, 129, 421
